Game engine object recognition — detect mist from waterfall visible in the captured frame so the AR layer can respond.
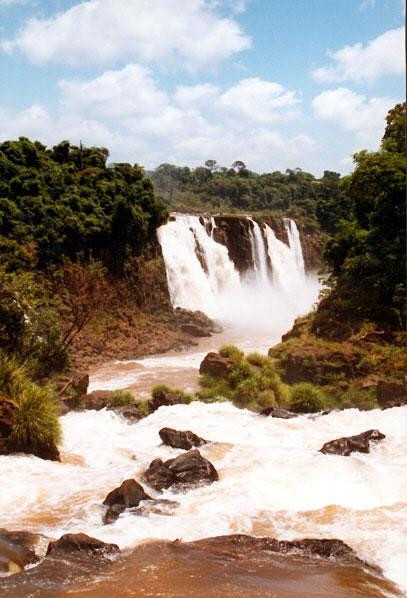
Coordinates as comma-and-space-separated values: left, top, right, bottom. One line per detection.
157, 214, 320, 335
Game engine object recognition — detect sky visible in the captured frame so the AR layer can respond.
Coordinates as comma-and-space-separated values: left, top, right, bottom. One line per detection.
0, 0, 404, 175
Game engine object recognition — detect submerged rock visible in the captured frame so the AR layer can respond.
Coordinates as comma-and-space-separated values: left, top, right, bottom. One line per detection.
47, 533, 119, 556
131, 499, 179, 517
0, 529, 47, 574
159, 427, 207, 450
144, 449, 218, 491
199, 352, 234, 378
103, 479, 152, 524
320, 429, 385, 456
260, 407, 297, 419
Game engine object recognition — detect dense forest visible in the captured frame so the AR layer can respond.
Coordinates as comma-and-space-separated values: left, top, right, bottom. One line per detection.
148, 160, 348, 233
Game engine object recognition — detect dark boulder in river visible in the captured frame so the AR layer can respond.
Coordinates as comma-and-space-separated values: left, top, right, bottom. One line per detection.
260, 407, 297, 419
144, 449, 218, 491
199, 352, 234, 378
47, 533, 119, 557
159, 427, 207, 450
320, 429, 385, 456
103, 479, 152, 523
144, 457, 176, 491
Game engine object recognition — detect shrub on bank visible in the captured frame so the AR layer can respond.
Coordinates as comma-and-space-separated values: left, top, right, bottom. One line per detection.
0, 355, 61, 455
289, 383, 326, 413
199, 345, 290, 411
108, 390, 135, 407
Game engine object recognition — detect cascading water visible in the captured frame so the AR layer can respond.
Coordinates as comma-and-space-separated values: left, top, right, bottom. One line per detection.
157, 214, 319, 334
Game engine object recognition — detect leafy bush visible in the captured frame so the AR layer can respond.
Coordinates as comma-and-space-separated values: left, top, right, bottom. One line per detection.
289, 383, 326, 413
108, 390, 135, 407
198, 346, 289, 411
151, 384, 195, 404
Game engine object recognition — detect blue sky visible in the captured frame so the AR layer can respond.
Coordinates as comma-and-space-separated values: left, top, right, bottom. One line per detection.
0, 0, 404, 175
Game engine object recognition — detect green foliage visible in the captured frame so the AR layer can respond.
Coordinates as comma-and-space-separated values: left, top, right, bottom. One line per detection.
0, 354, 61, 450
0, 268, 68, 375
289, 383, 326, 413
198, 346, 289, 411
108, 390, 135, 407
9, 382, 61, 449
151, 384, 195, 404
148, 162, 345, 232
313, 103, 406, 336
0, 137, 168, 274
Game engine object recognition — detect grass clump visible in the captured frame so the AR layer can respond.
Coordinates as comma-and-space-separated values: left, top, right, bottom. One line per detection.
289, 383, 326, 413
108, 390, 135, 407
0, 354, 61, 452
151, 384, 195, 404
9, 382, 61, 450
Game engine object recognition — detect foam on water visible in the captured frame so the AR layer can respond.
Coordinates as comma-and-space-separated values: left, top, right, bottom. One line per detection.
0, 403, 406, 592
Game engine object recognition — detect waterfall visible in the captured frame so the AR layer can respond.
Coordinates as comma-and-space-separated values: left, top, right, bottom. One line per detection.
247, 217, 269, 286
157, 214, 319, 331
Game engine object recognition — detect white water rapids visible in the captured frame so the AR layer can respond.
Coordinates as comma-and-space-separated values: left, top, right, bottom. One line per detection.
0, 404, 406, 592
1, 214, 406, 594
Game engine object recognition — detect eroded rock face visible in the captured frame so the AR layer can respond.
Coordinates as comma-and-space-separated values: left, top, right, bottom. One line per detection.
320, 429, 385, 456
159, 427, 207, 450
144, 449, 218, 491
377, 380, 406, 408
173, 307, 222, 337
212, 216, 254, 274
46, 533, 119, 556
260, 407, 297, 419
199, 352, 234, 378
103, 479, 152, 524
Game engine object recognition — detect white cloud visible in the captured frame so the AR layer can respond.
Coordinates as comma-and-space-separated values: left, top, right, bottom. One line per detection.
312, 87, 397, 148
216, 77, 300, 124
174, 83, 220, 107
2, 0, 251, 70
59, 64, 168, 119
312, 28, 404, 83
0, 63, 315, 172
359, 0, 375, 10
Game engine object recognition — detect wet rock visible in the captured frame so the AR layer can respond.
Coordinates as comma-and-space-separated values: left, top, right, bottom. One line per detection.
320, 429, 385, 456
103, 479, 151, 508
260, 407, 297, 419
46, 533, 119, 556
71, 374, 89, 396
106, 404, 144, 422
166, 449, 218, 486
377, 380, 406, 408
144, 458, 176, 491
173, 307, 222, 336
199, 352, 234, 379
0, 529, 47, 573
180, 323, 210, 337
192, 534, 365, 565
103, 479, 152, 523
144, 450, 218, 491
150, 389, 187, 412
159, 427, 207, 450
131, 499, 179, 517
212, 216, 255, 274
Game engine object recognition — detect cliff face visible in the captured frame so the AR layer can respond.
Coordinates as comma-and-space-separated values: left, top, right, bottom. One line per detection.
199, 214, 323, 275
